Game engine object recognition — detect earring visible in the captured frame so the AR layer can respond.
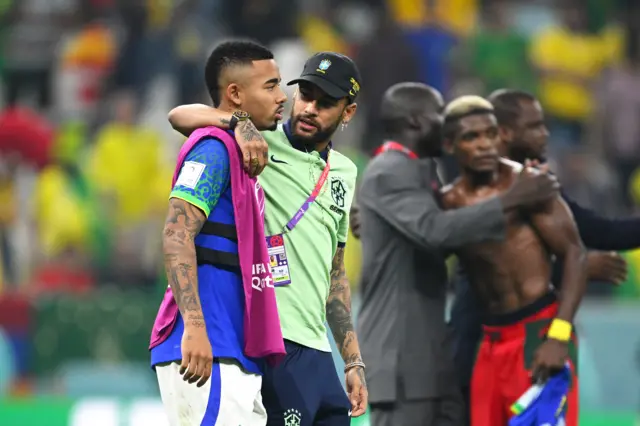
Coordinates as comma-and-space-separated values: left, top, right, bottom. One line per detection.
341, 122, 349, 132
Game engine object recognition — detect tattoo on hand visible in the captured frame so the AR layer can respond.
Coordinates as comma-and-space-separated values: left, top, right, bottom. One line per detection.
163, 199, 206, 324
238, 121, 264, 142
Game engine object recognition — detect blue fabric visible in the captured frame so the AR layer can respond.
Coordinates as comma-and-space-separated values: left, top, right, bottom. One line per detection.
201, 361, 222, 425
509, 365, 571, 426
403, 27, 457, 94
170, 137, 230, 215
151, 137, 261, 374
262, 340, 350, 426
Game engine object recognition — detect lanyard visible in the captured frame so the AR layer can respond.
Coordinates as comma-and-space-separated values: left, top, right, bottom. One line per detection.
285, 154, 331, 231
373, 141, 418, 159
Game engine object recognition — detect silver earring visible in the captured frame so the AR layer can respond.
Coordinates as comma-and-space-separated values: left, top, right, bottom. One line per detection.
341, 122, 349, 132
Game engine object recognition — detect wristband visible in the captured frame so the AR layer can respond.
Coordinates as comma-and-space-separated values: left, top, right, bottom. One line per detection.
344, 361, 365, 373
547, 318, 572, 342
229, 110, 250, 130
229, 115, 239, 130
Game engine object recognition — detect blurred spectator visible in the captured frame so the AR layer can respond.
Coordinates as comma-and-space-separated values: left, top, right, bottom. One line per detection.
221, 0, 299, 47
429, 0, 479, 37
1, 0, 78, 112
356, 9, 421, 153
110, 0, 147, 97
298, 9, 350, 55
171, 0, 205, 105
455, 0, 536, 95
530, 0, 623, 148
386, 0, 478, 35
87, 91, 168, 228
86, 91, 171, 286
594, 28, 640, 210
0, 157, 17, 287
57, 17, 116, 122
34, 158, 94, 262
557, 148, 621, 217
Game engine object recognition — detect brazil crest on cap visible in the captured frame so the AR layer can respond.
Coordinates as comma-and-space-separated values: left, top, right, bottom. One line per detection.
318, 59, 331, 72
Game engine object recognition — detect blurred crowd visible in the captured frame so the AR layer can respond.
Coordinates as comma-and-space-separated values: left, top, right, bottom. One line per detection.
1, 0, 639, 293
1, 0, 640, 397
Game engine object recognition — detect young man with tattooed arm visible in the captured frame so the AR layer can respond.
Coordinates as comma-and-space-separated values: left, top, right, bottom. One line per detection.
150, 41, 287, 426
168, 52, 367, 426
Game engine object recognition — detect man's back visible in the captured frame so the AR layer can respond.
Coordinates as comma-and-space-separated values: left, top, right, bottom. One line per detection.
357, 152, 456, 402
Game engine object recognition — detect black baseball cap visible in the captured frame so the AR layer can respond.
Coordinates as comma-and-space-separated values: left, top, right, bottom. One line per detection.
287, 52, 362, 101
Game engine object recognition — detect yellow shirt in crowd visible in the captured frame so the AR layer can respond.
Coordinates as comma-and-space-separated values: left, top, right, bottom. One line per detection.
386, 0, 478, 36
530, 25, 623, 120
35, 166, 91, 257
88, 123, 171, 226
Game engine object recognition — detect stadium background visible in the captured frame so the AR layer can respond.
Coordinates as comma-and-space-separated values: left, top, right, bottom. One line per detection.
1, 0, 640, 424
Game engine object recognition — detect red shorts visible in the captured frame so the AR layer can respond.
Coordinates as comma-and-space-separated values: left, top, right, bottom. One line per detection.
470, 294, 579, 426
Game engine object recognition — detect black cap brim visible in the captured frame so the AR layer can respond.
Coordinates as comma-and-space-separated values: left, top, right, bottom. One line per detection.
287, 75, 348, 99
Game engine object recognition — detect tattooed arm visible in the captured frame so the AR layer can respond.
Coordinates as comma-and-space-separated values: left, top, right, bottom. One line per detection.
163, 137, 231, 387
326, 247, 363, 367
167, 104, 268, 177
326, 247, 368, 415
168, 104, 234, 137
163, 199, 206, 326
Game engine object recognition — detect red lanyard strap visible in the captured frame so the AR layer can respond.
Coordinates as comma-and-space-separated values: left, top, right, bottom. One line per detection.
373, 141, 418, 159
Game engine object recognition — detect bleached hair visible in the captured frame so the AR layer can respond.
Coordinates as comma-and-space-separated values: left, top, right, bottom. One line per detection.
444, 95, 494, 121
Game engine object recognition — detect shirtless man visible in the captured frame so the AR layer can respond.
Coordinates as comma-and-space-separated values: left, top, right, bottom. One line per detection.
440, 96, 587, 426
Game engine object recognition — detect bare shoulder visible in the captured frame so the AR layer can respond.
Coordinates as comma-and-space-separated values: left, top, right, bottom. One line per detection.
440, 178, 463, 209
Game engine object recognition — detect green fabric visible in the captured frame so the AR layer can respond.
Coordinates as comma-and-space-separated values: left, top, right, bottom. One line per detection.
614, 252, 640, 299
260, 125, 358, 352
0, 398, 74, 426
57, 121, 113, 270
0, 399, 633, 426
31, 290, 159, 374
585, 0, 617, 33
468, 30, 537, 95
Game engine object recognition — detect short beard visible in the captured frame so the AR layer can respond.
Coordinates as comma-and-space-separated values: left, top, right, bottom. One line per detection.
290, 115, 341, 148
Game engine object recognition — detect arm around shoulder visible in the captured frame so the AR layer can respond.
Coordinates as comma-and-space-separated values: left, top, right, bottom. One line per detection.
359, 156, 506, 251
168, 104, 234, 137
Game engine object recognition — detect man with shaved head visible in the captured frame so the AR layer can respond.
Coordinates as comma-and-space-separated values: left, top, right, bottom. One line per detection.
440, 95, 585, 426
355, 83, 559, 426
150, 40, 287, 426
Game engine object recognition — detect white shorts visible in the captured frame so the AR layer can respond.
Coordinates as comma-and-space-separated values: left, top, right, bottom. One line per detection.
156, 359, 267, 426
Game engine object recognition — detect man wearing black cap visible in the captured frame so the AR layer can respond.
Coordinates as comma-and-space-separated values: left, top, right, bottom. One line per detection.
168, 50, 368, 426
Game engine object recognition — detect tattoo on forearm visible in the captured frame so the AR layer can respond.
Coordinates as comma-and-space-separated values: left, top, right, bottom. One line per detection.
327, 297, 353, 356
163, 199, 206, 326
327, 248, 359, 358
219, 118, 230, 126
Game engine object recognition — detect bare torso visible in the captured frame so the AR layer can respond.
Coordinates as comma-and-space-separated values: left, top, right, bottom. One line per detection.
441, 160, 552, 314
